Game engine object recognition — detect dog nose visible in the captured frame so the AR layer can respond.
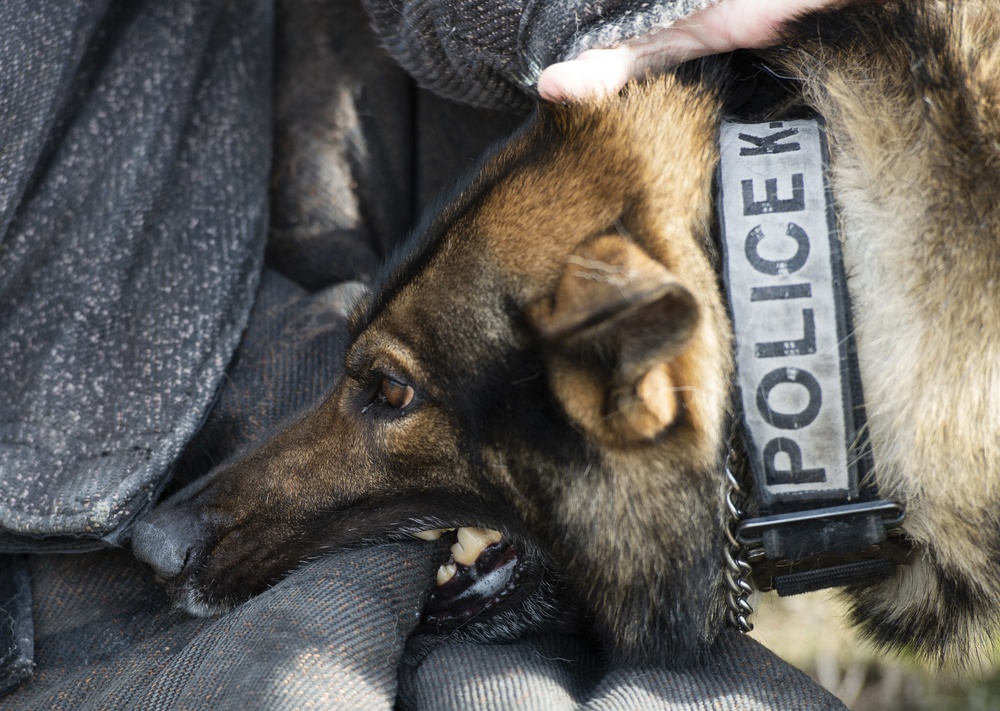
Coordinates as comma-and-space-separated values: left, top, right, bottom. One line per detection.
131, 513, 200, 582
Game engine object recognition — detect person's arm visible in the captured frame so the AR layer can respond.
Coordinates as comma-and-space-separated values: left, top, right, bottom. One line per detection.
537, 0, 860, 102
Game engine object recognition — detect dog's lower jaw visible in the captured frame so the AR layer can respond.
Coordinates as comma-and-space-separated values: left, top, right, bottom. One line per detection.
408, 545, 580, 663
586, 540, 726, 665
541, 457, 727, 664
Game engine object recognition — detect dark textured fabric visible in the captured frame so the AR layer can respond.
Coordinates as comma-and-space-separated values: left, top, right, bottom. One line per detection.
268, 0, 412, 289
401, 632, 847, 710
267, 0, 525, 285
362, 0, 716, 111
0, 556, 33, 696
0, 0, 273, 550
2, 543, 442, 710
2, 545, 845, 710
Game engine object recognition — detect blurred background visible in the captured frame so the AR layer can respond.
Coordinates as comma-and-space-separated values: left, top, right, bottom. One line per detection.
751, 592, 1000, 710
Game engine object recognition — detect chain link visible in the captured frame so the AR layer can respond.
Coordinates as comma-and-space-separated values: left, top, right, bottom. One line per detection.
723, 421, 756, 633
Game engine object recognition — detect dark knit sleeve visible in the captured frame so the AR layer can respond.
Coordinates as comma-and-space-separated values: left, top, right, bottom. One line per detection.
362, 0, 715, 112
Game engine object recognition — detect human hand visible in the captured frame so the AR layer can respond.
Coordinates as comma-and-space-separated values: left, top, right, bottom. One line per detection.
537, 0, 862, 103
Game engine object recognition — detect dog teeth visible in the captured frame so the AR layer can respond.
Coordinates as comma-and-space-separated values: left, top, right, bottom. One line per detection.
412, 527, 456, 541
436, 562, 458, 585
420, 527, 504, 585
451, 527, 503, 566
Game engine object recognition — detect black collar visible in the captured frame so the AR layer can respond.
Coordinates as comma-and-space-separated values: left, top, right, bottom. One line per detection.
716, 117, 910, 612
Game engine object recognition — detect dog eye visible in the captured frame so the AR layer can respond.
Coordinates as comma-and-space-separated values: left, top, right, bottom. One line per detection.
381, 377, 414, 409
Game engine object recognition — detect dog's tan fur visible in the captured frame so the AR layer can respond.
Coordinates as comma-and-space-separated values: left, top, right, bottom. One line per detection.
134, 0, 1000, 665
774, 1, 1000, 659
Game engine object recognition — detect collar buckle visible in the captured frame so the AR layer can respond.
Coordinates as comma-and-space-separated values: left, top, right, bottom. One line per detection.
737, 501, 910, 595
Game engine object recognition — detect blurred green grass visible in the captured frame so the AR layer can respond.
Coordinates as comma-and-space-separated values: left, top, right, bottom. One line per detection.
750, 592, 1000, 710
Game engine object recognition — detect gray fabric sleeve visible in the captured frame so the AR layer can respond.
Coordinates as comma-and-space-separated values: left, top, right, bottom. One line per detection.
0, 557, 33, 697
0, 0, 272, 550
0, 543, 442, 710
361, 0, 716, 111
2, 543, 846, 711
400, 630, 847, 710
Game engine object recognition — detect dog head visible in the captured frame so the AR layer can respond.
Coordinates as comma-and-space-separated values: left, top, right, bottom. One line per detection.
133, 73, 732, 663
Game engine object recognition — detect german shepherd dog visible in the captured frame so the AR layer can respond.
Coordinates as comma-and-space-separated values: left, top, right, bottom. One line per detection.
133, 0, 1000, 665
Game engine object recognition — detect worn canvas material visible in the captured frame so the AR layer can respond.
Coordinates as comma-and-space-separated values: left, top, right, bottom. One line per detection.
0, 557, 33, 697
3, 545, 845, 710
0, 0, 272, 550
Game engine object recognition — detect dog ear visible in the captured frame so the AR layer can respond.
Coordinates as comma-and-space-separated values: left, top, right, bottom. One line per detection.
529, 235, 700, 445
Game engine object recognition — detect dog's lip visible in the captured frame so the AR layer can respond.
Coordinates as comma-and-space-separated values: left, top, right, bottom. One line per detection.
420, 537, 519, 629
410, 527, 457, 541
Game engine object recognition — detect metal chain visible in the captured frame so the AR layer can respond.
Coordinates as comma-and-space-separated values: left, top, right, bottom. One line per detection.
723, 420, 756, 633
